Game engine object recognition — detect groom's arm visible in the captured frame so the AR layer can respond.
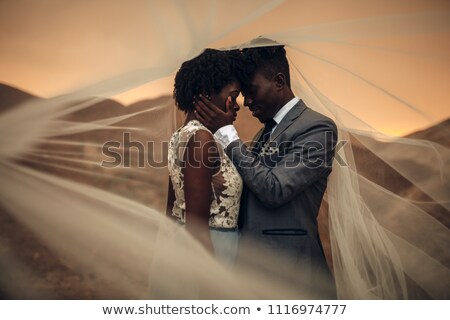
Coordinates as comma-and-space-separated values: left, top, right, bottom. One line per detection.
194, 94, 338, 208
226, 120, 337, 208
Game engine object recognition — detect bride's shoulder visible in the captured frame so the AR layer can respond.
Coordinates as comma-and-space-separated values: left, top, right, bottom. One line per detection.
179, 120, 212, 138
171, 120, 214, 146
183, 119, 209, 131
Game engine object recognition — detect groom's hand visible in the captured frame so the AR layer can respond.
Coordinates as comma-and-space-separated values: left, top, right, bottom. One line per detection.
194, 94, 235, 133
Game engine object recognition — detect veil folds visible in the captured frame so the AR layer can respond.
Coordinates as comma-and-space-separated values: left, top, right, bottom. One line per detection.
0, 0, 449, 299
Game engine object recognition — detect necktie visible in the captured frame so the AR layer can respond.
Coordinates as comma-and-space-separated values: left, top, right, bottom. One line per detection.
253, 118, 277, 154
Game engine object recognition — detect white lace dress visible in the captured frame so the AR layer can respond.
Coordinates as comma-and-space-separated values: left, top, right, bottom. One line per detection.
168, 120, 243, 264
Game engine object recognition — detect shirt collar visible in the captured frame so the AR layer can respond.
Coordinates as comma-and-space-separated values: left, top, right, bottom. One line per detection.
272, 96, 300, 124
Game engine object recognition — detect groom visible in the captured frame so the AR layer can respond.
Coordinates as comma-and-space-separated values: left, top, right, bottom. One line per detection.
195, 45, 337, 298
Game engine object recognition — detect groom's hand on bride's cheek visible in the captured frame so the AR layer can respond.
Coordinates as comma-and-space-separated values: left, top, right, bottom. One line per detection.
194, 94, 234, 133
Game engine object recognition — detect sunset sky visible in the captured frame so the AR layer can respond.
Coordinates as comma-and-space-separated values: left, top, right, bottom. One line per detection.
1, 0, 449, 136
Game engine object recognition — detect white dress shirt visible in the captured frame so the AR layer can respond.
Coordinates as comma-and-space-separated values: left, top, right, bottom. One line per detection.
214, 96, 300, 148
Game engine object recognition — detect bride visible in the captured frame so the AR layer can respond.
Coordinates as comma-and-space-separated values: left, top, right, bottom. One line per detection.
167, 48, 244, 265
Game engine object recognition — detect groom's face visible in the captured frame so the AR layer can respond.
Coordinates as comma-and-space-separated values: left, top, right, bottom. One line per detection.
243, 72, 280, 124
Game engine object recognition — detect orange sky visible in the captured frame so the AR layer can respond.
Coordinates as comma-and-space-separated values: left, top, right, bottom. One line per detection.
1, 0, 449, 136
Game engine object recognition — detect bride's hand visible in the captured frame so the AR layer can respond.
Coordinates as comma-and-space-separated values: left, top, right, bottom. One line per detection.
194, 95, 235, 133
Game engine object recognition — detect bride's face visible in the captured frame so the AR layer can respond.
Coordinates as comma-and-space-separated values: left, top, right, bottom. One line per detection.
210, 81, 241, 121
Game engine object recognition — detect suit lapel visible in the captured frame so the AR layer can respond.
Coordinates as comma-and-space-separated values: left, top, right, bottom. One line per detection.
270, 100, 307, 141
250, 100, 308, 149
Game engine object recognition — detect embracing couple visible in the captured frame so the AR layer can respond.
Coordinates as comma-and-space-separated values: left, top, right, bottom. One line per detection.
166, 45, 337, 298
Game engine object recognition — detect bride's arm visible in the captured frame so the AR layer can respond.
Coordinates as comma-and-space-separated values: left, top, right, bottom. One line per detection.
183, 129, 218, 254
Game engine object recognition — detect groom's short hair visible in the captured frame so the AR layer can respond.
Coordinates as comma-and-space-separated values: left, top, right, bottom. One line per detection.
242, 45, 291, 87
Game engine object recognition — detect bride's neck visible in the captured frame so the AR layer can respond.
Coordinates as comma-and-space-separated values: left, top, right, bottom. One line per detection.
184, 110, 197, 125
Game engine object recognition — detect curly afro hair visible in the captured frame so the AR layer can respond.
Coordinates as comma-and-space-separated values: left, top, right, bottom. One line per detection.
242, 45, 291, 88
173, 48, 246, 112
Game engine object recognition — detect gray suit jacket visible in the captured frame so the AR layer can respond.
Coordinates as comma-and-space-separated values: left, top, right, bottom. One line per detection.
226, 100, 337, 298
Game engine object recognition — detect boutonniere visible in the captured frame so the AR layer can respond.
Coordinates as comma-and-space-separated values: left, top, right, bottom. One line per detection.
260, 143, 279, 156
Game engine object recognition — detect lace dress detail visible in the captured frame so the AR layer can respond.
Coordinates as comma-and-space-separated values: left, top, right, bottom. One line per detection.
168, 120, 243, 229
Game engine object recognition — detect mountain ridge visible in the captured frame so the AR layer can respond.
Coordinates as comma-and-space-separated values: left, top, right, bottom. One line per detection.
1, 83, 448, 143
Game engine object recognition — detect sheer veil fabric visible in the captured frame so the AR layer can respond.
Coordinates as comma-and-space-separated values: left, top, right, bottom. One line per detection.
0, 0, 449, 299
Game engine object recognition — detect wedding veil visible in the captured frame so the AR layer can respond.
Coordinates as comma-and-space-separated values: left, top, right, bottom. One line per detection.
0, 0, 449, 299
